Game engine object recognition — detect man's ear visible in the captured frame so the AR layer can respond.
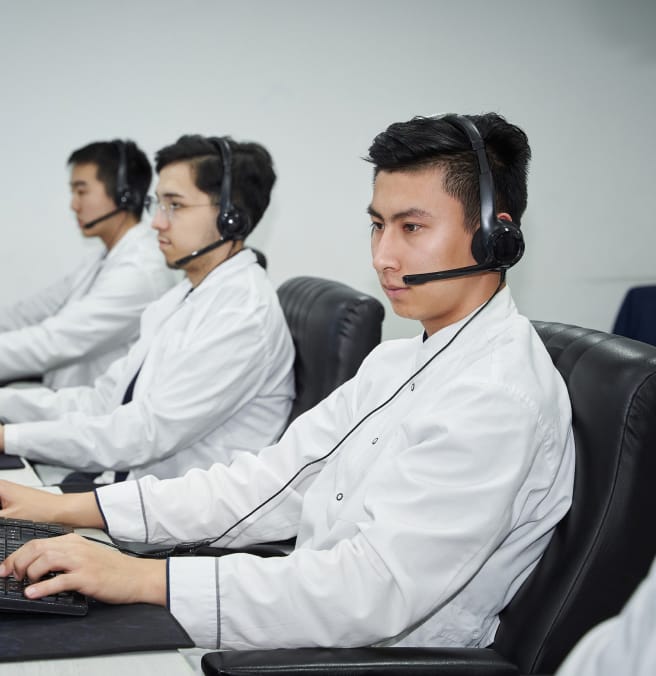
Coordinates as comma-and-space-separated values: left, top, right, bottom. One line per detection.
497, 212, 513, 223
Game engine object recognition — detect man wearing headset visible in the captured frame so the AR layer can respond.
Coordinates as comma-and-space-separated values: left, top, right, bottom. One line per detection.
0, 114, 574, 652
0, 135, 295, 484
0, 140, 174, 389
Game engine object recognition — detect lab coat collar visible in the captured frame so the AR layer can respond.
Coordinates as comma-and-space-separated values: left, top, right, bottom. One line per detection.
184, 247, 257, 299
417, 286, 516, 361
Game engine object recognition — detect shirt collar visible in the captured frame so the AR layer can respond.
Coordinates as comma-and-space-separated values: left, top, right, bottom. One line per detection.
183, 247, 257, 298
417, 286, 516, 358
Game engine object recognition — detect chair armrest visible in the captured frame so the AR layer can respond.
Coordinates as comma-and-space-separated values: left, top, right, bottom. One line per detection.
193, 538, 295, 558
110, 538, 295, 559
201, 647, 519, 675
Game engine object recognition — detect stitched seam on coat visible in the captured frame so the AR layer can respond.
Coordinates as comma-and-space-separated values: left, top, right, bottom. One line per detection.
137, 480, 149, 543
215, 558, 221, 648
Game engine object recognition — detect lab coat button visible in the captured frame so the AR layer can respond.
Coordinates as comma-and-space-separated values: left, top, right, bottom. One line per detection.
410, 383, 415, 391
336, 492, 343, 501
371, 437, 378, 444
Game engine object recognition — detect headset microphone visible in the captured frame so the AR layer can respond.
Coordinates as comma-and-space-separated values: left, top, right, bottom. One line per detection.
403, 220, 523, 285
172, 237, 229, 268
81, 208, 123, 230
402, 115, 524, 287
405, 262, 499, 285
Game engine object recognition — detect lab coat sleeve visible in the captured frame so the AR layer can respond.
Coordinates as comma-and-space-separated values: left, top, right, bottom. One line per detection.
0, 252, 158, 382
95, 377, 359, 545
555, 556, 656, 676
126, 377, 569, 649
94, 382, 360, 651
0, 353, 125, 423
0, 270, 75, 333
5, 303, 293, 471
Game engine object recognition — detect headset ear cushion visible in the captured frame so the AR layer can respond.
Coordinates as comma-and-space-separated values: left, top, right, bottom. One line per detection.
218, 208, 251, 241
118, 188, 141, 212
471, 221, 525, 267
492, 222, 524, 266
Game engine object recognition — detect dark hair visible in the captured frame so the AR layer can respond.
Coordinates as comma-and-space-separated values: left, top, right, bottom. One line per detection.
67, 140, 152, 219
154, 135, 276, 232
366, 113, 531, 231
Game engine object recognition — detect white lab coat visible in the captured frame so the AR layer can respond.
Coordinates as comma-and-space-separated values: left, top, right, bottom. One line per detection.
1, 249, 295, 480
555, 555, 656, 676
97, 286, 575, 650
0, 224, 174, 389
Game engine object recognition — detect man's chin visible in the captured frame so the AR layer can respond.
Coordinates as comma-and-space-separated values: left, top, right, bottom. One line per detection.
388, 300, 415, 320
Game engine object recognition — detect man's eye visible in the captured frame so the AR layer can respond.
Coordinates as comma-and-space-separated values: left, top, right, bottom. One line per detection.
169, 202, 182, 211
370, 222, 383, 231
404, 223, 421, 232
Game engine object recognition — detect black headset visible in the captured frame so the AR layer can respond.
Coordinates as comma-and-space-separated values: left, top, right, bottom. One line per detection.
114, 140, 143, 214
209, 137, 252, 241
443, 114, 524, 269
82, 141, 144, 230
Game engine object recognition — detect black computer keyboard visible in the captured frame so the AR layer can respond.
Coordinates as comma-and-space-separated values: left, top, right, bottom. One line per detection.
0, 516, 88, 616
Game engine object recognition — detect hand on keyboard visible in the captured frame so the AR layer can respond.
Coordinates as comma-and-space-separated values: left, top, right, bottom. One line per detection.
0, 517, 168, 610
0, 517, 87, 615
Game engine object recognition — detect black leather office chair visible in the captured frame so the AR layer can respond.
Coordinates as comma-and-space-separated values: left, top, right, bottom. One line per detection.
276, 276, 385, 425
201, 323, 656, 676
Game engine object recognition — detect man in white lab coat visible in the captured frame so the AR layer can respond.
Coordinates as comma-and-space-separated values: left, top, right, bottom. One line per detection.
0, 114, 575, 652
0, 135, 295, 482
0, 140, 174, 389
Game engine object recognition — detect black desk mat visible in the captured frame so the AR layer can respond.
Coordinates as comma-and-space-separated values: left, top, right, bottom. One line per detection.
0, 455, 25, 470
0, 599, 194, 661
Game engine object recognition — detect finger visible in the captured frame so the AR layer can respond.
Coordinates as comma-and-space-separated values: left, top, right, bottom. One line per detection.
23, 572, 75, 600
2, 534, 74, 581
1, 541, 46, 580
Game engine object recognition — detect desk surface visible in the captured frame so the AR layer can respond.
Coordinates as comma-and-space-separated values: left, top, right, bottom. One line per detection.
0, 651, 196, 675
0, 457, 41, 486
1, 457, 205, 674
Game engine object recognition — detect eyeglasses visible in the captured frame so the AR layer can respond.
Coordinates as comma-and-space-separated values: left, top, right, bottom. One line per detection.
145, 196, 217, 222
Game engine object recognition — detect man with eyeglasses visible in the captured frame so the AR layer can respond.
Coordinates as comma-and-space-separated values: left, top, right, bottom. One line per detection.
0, 135, 295, 485
0, 140, 174, 390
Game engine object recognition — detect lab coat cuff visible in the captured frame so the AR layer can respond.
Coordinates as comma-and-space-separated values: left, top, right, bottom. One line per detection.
92, 489, 109, 531
3, 424, 21, 454
168, 556, 219, 648
95, 480, 147, 541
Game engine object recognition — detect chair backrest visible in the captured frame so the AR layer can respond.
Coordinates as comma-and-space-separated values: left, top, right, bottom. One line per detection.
493, 322, 656, 673
277, 276, 385, 425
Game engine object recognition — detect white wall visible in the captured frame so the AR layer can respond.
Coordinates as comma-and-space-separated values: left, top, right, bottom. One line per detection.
0, 0, 654, 340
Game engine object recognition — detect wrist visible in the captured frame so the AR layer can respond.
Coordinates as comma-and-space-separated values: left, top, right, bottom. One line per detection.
130, 558, 168, 606
57, 491, 105, 528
